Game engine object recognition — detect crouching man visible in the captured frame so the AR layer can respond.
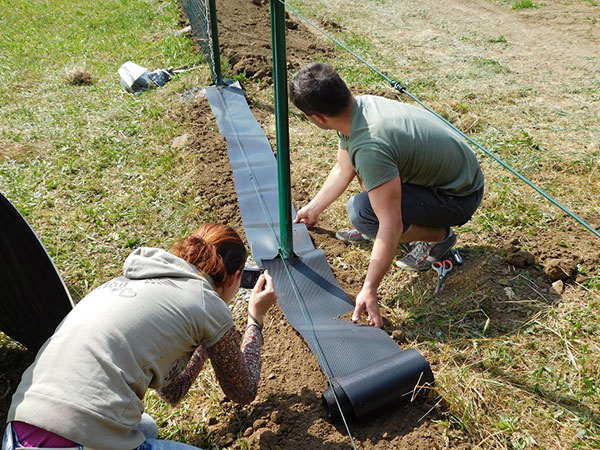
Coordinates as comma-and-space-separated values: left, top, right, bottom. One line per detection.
290, 62, 484, 327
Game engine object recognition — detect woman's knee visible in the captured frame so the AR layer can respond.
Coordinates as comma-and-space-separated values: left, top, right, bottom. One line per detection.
135, 413, 159, 440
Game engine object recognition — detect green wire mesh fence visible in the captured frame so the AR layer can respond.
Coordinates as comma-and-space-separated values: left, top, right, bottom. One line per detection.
181, 0, 222, 84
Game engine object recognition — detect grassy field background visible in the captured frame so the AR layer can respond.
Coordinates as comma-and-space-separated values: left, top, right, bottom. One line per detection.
278, 0, 600, 447
0, 0, 212, 298
1, 0, 599, 448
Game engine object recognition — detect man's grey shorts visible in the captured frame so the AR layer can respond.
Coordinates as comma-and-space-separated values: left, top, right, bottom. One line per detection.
346, 183, 484, 238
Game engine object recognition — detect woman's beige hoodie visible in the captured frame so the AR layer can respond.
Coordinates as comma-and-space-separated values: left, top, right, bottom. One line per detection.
8, 247, 233, 450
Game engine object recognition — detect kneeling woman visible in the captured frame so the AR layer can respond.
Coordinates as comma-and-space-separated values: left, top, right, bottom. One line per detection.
4, 224, 278, 450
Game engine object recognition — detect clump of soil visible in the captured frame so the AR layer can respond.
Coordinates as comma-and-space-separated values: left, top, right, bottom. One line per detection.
543, 257, 579, 282
506, 249, 535, 268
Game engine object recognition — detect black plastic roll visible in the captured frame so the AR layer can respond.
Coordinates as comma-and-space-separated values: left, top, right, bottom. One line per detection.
321, 378, 353, 420
322, 349, 434, 419
0, 192, 74, 351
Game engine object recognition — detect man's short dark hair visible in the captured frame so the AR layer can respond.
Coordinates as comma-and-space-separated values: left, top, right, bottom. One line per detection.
288, 62, 352, 117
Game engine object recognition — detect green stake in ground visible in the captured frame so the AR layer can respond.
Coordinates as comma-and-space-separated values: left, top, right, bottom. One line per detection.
270, 0, 293, 258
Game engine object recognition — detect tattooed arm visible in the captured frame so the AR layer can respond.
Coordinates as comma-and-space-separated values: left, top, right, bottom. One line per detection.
206, 323, 263, 405
156, 324, 263, 406
155, 345, 208, 405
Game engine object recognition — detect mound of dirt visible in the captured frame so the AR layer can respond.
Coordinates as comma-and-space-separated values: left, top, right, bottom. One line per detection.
217, 0, 335, 84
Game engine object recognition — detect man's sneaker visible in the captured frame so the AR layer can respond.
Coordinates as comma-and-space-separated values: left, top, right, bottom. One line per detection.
395, 229, 457, 271
399, 242, 416, 253
335, 229, 370, 244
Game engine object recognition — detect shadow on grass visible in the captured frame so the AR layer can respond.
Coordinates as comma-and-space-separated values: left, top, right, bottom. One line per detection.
387, 244, 557, 342
482, 364, 600, 428
0, 335, 34, 424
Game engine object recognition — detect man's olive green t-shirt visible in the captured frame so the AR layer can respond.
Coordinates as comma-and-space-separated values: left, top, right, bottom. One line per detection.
338, 95, 484, 196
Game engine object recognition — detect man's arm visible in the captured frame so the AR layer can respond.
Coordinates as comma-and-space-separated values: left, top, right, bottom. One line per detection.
294, 148, 356, 227
352, 176, 403, 327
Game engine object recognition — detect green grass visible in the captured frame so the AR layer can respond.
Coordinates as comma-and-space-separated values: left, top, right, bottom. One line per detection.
581, 268, 600, 290
334, 31, 386, 85
497, 0, 539, 9
0, 0, 208, 296
512, 0, 538, 9
489, 35, 508, 44
473, 56, 511, 74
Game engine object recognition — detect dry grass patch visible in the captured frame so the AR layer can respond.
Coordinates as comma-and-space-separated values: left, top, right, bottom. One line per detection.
64, 66, 94, 86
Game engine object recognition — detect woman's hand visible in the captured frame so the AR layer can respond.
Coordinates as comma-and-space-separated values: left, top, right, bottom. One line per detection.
248, 270, 277, 326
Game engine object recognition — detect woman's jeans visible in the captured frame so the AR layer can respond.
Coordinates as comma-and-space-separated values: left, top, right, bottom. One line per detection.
2, 414, 201, 450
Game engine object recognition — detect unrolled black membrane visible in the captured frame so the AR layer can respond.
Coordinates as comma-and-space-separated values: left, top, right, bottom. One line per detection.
206, 83, 434, 420
0, 192, 74, 351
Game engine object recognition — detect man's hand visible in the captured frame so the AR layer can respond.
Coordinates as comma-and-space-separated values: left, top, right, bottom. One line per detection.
352, 288, 383, 328
294, 204, 320, 228
294, 149, 357, 229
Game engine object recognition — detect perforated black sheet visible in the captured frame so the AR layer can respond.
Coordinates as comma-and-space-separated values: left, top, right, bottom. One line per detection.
206, 83, 433, 419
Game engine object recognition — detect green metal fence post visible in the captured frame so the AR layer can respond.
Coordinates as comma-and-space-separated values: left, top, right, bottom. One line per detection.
270, 0, 293, 258
208, 0, 223, 85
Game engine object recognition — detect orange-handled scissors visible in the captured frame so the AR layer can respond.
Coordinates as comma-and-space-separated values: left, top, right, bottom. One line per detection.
432, 259, 453, 294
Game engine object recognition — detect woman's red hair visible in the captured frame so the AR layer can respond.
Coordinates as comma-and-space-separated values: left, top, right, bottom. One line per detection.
172, 224, 247, 287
